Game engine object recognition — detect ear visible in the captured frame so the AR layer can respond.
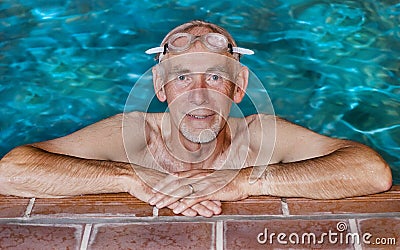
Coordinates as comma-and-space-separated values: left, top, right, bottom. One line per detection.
233, 66, 249, 103
152, 65, 166, 102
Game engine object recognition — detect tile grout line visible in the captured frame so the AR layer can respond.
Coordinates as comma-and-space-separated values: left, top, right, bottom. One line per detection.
215, 220, 224, 250
348, 218, 362, 250
23, 198, 35, 218
153, 206, 159, 217
281, 198, 290, 216
80, 223, 93, 250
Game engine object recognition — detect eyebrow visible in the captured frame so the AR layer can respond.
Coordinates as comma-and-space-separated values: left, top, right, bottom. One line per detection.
168, 64, 230, 75
169, 64, 191, 75
205, 65, 230, 74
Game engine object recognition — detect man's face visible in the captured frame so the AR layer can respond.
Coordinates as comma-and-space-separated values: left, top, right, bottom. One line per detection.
153, 31, 248, 144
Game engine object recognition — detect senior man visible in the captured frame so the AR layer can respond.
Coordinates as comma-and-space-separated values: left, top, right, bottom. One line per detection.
0, 20, 392, 217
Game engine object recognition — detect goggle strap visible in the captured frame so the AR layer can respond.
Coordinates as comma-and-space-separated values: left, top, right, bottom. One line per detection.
232, 47, 254, 55
146, 46, 254, 55
163, 44, 168, 54
145, 46, 164, 54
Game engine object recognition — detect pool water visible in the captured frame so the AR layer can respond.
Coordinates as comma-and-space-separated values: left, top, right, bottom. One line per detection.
0, 0, 399, 183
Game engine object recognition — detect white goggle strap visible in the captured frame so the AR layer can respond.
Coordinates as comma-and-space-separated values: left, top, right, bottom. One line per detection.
145, 45, 255, 57
145, 47, 164, 54
232, 46, 254, 55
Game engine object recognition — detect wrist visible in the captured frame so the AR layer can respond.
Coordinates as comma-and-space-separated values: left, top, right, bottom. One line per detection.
118, 174, 136, 193
114, 163, 140, 194
239, 167, 263, 196
242, 166, 272, 196
261, 166, 272, 196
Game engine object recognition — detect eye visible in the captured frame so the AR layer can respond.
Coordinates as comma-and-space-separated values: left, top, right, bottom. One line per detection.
206, 74, 223, 86
211, 74, 220, 81
175, 74, 192, 88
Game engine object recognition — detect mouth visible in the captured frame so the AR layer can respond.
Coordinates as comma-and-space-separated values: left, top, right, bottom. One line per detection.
186, 110, 215, 120
187, 114, 213, 119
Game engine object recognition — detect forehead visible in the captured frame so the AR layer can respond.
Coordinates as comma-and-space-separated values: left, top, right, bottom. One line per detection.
185, 26, 213, 36
159, 52, 241, 82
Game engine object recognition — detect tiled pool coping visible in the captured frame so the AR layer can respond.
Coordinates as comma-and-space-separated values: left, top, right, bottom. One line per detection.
1, 186, 399, 249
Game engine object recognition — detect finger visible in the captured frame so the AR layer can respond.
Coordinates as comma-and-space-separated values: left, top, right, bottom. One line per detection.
151, 169, 208, 192
200, 200, 222, 215
173, 169, 208, 178
151, 174, 181, 193
180, 208, 197, 217
167, 201, 179, 211
172, 198, 205, 215
168, 203, 197, 217
190, 203, 214, 218
176, 200, 221, 216
149, 180, 193, 205
169, 200, 219, 217
151, 184, 194, 208
212, 200, 221, 206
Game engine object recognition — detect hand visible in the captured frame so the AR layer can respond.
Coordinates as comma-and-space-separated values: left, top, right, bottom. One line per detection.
148, 168, 256, 215
166, 200, 222, 217
124, 166, 168, 203
124, 166, 221, 217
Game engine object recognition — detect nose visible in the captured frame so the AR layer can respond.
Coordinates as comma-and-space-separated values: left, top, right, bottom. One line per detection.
188, 74, 209, 105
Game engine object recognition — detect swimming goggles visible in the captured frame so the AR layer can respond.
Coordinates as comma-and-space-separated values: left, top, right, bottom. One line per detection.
145, 32, 254, 61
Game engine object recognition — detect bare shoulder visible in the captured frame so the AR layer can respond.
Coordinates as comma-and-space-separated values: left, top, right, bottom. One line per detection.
122, 111, 164, 143
32, 112, 150, 162
240, 114, 351, 164
269, 116, 349, 163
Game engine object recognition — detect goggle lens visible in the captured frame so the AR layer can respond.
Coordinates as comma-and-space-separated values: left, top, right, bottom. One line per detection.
170, 34, 191, 49
145, 33, 254, 61
168, 33, 228, 53
204, 34, 228, 50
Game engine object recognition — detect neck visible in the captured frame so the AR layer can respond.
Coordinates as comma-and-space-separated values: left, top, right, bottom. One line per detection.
162, 117, 231, 167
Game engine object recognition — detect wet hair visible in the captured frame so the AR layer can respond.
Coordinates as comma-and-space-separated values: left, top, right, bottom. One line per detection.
155, 20, 239, 61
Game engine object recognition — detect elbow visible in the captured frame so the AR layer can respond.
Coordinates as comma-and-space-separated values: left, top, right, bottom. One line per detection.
0, 145, 38, 197
347, 142, 393, 194
365, 153, 392, 194
376, 161, 392, 193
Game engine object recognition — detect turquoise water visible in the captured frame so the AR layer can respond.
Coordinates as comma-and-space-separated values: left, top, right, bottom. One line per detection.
0, 0, 399, 183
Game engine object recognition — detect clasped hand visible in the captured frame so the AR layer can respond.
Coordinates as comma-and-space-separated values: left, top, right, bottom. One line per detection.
148, 168, 252, 217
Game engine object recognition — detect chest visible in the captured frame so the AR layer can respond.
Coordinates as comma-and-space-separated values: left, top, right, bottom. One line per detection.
138, 134, 253, 173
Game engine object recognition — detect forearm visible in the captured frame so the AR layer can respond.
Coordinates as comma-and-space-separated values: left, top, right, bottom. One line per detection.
258, 144, 392, 199
0, 145, 136, 198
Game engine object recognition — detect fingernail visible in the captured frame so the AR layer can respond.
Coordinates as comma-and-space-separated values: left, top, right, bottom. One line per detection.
173, 206, 182, 214
204, 211, 213, 218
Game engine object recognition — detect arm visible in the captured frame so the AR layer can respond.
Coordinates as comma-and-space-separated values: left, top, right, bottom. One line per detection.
0, 113, 158, 199
0, 145, 137, 198
257, 116, 392, 199
259, 141, 392, 199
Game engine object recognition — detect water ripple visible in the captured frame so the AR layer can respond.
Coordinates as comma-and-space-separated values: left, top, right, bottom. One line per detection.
0, 0, 399, 182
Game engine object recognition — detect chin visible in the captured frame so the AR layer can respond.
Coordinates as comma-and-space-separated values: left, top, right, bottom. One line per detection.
180, 125, 219, 144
